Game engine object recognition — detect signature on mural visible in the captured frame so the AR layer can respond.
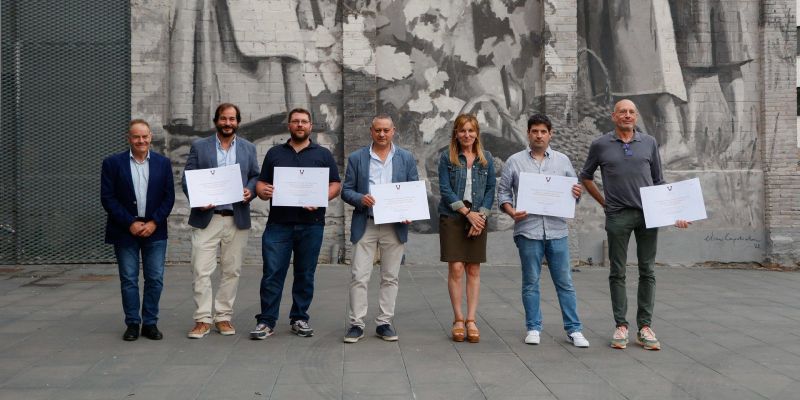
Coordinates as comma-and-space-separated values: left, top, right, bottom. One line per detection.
704, 232, 761, 248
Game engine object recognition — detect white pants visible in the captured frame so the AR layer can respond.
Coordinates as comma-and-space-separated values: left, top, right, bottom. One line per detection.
190, 214, 249, 323
348, 219, 405, 328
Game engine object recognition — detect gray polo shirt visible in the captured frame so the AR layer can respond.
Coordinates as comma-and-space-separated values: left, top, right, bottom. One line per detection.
579, 130, 664, 214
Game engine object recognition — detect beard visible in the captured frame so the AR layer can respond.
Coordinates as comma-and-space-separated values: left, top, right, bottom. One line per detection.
290, 129, 310, 142
216, 125, 237, 137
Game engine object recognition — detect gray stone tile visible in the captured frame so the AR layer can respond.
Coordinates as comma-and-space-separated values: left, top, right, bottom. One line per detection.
2, 365, 92, 389
461, 353, 551, 397
343, 371, 412, 397
410, 382, 486, 400
269, 383, 341, 400
546, 383, 625, 400
0, 388, 58, 400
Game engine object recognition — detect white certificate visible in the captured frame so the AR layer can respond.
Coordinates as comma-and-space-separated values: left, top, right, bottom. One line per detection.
641, 177, 707, 228
184, 164, 244, 208
516, 173, 578, 219
272, 167, 329, 207
370, 180, 430, 224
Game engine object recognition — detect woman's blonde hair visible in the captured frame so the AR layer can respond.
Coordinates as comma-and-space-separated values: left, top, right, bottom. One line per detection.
449, 114, 488, 167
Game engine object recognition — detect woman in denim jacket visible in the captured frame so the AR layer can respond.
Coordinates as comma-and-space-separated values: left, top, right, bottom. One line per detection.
437, 114, 496, 343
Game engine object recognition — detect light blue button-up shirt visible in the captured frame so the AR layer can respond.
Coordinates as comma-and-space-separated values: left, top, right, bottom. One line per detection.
215, 135, 237, 211
367, 143, 395, 216
497, 147, 578, 240
129, 150, 150, 218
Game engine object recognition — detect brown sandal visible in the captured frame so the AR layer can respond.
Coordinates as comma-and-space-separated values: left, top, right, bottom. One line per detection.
451, 319, 465, 342
465, 319, 480, 343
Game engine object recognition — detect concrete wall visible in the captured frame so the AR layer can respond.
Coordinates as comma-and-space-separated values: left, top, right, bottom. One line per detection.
131, 0, 799, 267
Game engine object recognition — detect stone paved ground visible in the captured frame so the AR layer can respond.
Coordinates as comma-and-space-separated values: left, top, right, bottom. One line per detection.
0, 264, 798, 400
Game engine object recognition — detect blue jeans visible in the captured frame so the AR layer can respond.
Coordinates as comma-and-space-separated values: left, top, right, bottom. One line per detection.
256, 223, 324, 328
113, 239, 167, 326
514, 235, 582, 333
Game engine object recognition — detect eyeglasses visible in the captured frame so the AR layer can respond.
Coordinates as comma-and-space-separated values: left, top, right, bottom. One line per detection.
622, 143, 633, 157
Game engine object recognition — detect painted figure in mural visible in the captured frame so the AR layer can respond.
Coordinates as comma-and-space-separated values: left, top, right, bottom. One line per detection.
101, 120, 175, 341
340, 115, 419, 343
497, 114, 589, 348
182, 103, 260, 339
580, 100, 690, 351
578, 0, 757, 168
167, 0, 343, 137
251, 108, 341, 340
373, 0, 543, 232
438, 114, 496, 343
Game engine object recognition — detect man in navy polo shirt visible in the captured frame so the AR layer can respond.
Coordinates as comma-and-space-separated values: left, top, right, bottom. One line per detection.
250, 108, 342, 339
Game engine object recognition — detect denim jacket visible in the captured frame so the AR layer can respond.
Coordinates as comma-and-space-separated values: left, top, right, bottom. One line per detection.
437, 149, 496, 217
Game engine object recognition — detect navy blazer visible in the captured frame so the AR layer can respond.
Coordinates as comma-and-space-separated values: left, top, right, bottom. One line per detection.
101, 150, 175, 246
341, 145, 419, 244
181, 135, 260, 229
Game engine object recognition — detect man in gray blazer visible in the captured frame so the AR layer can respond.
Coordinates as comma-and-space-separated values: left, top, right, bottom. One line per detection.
182, 103, 260, 339
340, 115, 419, 343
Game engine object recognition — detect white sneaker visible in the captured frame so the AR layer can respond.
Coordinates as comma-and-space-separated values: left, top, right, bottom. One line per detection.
567, 331, 590, 348
524, 330, 540, 345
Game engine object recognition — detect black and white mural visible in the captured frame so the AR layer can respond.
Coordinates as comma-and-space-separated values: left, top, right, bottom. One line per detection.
131, 0, 785, 264
575, 0, 765, 261
577, 0, 759, 169
371, 0, 545, 234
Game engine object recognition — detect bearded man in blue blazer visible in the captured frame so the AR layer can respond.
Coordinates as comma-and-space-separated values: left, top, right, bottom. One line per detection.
101, 119, 175, 341
182, 103, 260, 339
340, 115, 419, 343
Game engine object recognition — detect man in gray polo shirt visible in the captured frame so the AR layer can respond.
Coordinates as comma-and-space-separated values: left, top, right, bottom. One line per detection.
580, 99, 689, 351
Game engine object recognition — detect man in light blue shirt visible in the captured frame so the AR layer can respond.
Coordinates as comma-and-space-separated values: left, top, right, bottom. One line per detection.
182, 103, 260, 339
102, 119, 175, 341
497, 114, 589, 348
340, 115, 419, 343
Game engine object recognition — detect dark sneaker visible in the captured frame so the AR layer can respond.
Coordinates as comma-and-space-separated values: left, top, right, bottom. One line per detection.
123, 324, 140, 341
141, 324, 163, 340
291, 320, 314, 337
343, 326, 364, 343
636, 326, 661, 351
250, 323, 274, 340
376, 324, 398, 341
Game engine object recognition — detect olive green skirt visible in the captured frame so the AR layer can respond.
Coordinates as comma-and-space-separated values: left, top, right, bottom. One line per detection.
439, 215, 487, 263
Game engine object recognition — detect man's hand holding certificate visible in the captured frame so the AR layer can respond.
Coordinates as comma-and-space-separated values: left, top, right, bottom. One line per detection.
516, 173, 578, 218
370, 180, 430, 224
271, 167, 329, 207
185, 164, 246, 208
640, 178, 707, 228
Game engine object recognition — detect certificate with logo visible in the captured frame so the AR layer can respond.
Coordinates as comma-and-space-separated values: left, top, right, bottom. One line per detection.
184, 164, 245, 208
271, 167, 329, 207
641, 177, 707, 228
516, 173, 578, 219
370, 180, 430, 224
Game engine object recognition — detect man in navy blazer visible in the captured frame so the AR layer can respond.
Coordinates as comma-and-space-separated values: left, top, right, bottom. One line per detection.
101, 119, 175, 341
340, 115, 419, 343
181, 103, 260, 339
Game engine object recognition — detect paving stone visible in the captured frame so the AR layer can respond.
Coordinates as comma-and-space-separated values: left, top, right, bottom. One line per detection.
0, 265, 796, 399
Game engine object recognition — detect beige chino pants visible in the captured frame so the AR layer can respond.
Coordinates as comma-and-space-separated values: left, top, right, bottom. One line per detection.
190, 214, 249, 323
348, 219, 405, 329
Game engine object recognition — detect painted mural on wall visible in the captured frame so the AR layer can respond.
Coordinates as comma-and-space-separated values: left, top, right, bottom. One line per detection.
577, 0, 760, 170
371, 0, 545, 233
165, 0, 343, 155
572, 0, 766, 252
